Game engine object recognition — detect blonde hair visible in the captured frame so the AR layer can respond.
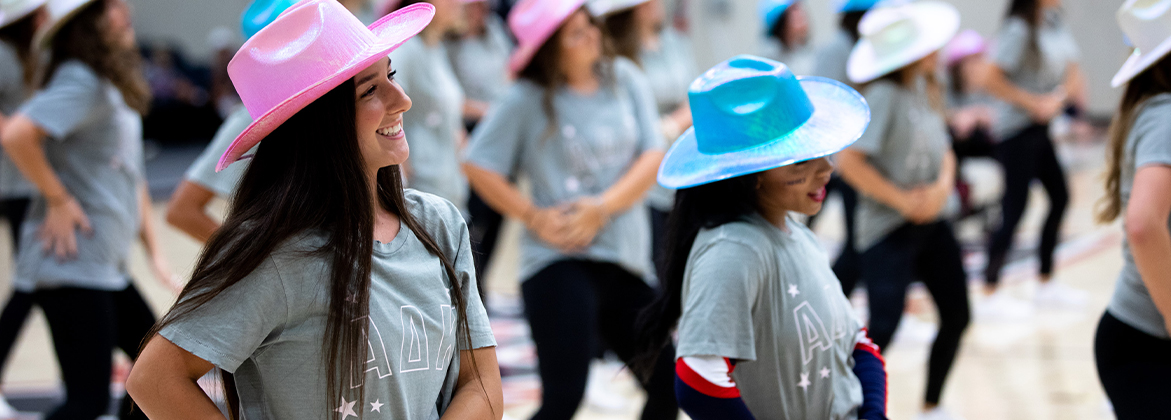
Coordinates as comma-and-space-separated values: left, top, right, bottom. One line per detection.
1097, 55, 1171, 223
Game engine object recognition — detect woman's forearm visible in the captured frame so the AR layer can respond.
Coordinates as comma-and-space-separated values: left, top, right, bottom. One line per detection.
836, 149, 907, 211
0, 115, 70, 202
166, 181, 221, 243
138, 185, 165, 257
983, 65, 1037, 111
463, 163, 537, 222
598, 150, 664, 216
127, 336, 224, 419
439, 348, 503, 420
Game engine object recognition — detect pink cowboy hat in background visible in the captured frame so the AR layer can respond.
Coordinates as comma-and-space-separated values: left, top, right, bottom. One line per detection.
216, 0, 434, 172
944, 29, 986, 67
507, 0, 587, 73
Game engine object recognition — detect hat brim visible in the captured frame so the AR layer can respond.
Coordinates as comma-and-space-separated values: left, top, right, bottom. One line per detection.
846, 1, 959, 84
33, 0, 95, 49
0, 0, 45, 29
1113, 36, 1171, 87
658, 76, 870, 189
216, 3, 433, 172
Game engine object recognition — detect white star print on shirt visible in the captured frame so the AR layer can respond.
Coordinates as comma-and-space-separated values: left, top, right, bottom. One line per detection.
788, 284, 800, 297
820, 367, 830, 378
370, 400, 384, 413
336, 398, 357, 419
798, 372, 811, 391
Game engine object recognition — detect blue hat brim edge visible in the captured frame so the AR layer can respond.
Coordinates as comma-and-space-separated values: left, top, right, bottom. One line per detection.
657, 76, 870, 190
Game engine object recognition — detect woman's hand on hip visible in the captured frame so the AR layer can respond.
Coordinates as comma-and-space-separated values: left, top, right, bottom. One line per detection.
39, 196, 92, 261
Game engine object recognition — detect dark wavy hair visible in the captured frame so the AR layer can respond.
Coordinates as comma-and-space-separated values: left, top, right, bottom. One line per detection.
0, 10, 39, 89
45, 0, 150, 114
602, 8, 644, 66
146, 77, 479, 419
631, 174, 761, 378
1098, 55, 1171, 223
519, 7, 613, 141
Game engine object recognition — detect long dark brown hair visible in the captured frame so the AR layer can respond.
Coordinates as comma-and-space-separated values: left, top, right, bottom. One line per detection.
45, 0, 150, 114
631, 174, 761, 378
840, 10, 866, 42
518, 7, 613, 141
602, 8, 641, 66
146, 78, 479, 419
0, 10, 40, 90
1097, 56, 1171, 223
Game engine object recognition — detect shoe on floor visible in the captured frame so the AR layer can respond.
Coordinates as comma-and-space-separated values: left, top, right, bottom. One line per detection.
915, 407, 966, 420
976, 290, 1034, 322
1034, 281, 1089, 309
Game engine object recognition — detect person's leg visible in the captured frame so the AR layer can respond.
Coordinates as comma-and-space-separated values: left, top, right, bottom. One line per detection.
467, 190, 504, 301
1094, 311, 1171, 419
37, 287, 117, 420
522, 261, 599, 420
0, 292, 37, 374
649, 207, 670, 281
1033, 132, 1069, 279
591, 263, 677, 420
832, 177, 861, 295
861, 224, 920, 351
113, 282, 157, 420
0, 197, 30, 251
985, 127, 1041, 287
915, 222, 971, 407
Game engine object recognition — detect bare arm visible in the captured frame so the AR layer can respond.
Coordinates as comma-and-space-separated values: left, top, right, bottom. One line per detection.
1063, 62, 1088, 111
1, 115, 69, 203
439, 347, 503, 420
462, 162, 537, 222
165, 180, 220, 243
836, 148, 913, 215
139, 184, 180, 291
1125, 165, 1171, 337
126, 335, 225, 420
597, 150, 664, 216
984, 64, 1064, 123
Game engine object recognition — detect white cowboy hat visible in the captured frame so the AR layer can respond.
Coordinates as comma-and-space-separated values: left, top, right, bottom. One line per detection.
0, 0, 45, 28
32, 0, 96, 48
586, 0, 649, 17
846, 0, 959, 84
1113, 0, 1171, 87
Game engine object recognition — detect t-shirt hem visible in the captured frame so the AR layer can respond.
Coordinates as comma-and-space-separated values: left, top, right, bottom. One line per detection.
159, 326, 247, 373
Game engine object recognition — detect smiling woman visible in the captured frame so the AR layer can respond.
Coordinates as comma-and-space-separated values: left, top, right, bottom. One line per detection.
125, 2, 501, 419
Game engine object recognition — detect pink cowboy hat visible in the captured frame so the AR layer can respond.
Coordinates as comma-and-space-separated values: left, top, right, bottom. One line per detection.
944, 29, 986, 67
507, 0, 587, 73
216, 0, 434, 172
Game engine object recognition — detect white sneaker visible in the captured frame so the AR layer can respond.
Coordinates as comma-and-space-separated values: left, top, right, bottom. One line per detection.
1034, 281, 1089, 309
0, 394, 17, 420
976, 290, 1034, 322
585, 360, 628, 413
915, 407, 966, 420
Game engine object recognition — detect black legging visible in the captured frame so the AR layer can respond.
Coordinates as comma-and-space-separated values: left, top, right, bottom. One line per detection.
1095, 311, 1171, 420
860, 221, 970, 405
467, 190, 503, 302
522, 260, 677, 420
985, 124, 1069, 286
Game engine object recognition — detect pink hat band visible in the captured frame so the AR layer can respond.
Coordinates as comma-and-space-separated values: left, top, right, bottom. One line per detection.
507, 0, 586, 73
217, 0, 434, 171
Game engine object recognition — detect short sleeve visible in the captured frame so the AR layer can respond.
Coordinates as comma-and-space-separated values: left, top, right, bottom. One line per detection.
850, 82, 896, 156
1054, 22, 1081, 63
675, 239, 764, 361
1134, 99, 1171, 169
19, 61, 101, 139
615, 58, 664, 154
462, 83, 536, 177
992, 17, 1030, 73
184, 107, 253, 196
159, 257, 290, 373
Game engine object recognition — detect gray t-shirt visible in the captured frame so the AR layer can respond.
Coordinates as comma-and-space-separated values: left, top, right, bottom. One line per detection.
991, 13, 1080, 139
184, 106, 254, 197
0, 41, 34, 199
811, 29, 854, 84
759, 38, 815, 76
391, 37, 468, 213
463, 58, 662, 282
160, 190, 496, 420
1107, 93, 1171, 339
640, 28, 699, 211
14, 61, 143, 292
850, 80, 955, 252
447, 14, 512, 106
676, 214, 864, 419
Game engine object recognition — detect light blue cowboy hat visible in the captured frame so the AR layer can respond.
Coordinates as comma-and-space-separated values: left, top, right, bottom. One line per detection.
658, 55, 870, 189
242, 0, 300, 39
759, 0, 793, 31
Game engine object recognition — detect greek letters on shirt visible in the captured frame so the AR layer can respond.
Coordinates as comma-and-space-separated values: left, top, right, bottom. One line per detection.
348, 298, 459, 390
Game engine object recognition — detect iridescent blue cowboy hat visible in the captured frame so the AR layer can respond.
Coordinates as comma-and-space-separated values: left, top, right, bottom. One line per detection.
759, 0, 793, 31
658, 55, 870, 189
242, 0, 300, 39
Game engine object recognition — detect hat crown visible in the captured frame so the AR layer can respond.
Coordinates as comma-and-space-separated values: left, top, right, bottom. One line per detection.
860, 6, 920, 58
229, 0, 379, 121
758, 0, 791, 30
689, 55, 814, 155
1118, 0, 1171, 55
509, 0, 582, 46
